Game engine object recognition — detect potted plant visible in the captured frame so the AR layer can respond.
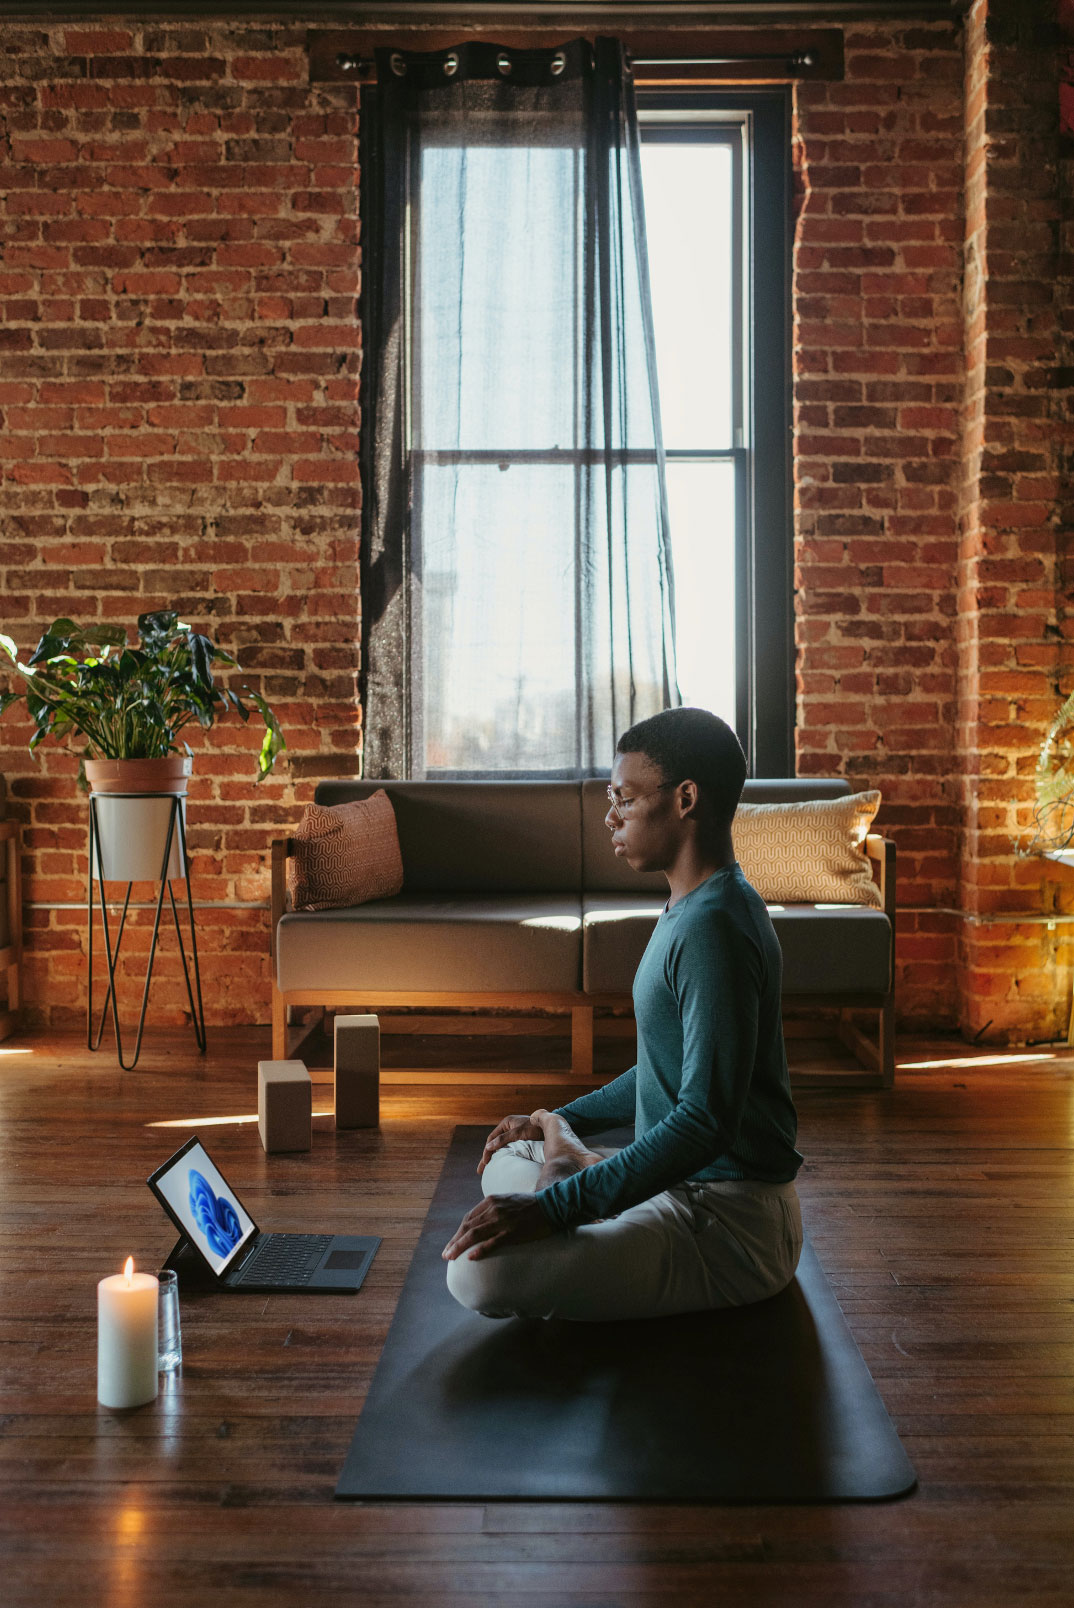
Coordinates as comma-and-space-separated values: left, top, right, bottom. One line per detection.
0, 611, 286, 881
1027, 688, 1074, 863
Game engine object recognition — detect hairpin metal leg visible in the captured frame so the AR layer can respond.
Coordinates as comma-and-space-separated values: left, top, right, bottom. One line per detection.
168, 803, 206, 1054
87, 794, 206, 1069
91, 878, 133, 1053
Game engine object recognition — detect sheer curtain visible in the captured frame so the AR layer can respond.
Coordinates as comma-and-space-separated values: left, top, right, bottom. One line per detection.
360, 37, 678, 778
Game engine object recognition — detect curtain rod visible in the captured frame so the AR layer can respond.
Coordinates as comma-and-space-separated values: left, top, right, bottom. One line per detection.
337, 48, 816, 73
628, 50, 815, 67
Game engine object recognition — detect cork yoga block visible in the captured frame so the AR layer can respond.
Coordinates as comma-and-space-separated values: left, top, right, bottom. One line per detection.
257, 1059, 313, 1153
334, 1014, 380, 1129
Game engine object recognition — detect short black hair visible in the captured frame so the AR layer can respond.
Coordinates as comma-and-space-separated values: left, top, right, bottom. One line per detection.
616, 707, 747, 828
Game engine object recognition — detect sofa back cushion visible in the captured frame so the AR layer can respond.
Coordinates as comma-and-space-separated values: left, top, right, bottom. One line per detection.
288, 789, 404, 911
313, 780, 582, 893
581, 776, 854, 894
733, 789, 883, 907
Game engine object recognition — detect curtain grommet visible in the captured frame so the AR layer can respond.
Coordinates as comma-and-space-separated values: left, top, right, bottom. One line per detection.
390, 52, 407, 77
497, 53, 512, 76
443, 52, 459, 77
550, 51, 566, 77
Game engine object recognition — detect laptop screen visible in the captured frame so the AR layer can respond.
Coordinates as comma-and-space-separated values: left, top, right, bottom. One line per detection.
151, 1139, 257, 1275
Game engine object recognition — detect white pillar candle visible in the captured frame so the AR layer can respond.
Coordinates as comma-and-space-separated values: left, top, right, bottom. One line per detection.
97, 1258, 159, 1409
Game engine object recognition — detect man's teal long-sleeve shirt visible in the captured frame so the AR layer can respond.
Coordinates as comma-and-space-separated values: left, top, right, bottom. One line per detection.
534, 863, 803, 1232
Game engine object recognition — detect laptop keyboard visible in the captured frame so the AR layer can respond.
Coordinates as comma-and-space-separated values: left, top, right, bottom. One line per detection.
233, 1233, 333, 1286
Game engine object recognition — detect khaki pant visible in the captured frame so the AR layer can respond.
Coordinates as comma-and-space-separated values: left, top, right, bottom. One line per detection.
445, 1139, 803, 1323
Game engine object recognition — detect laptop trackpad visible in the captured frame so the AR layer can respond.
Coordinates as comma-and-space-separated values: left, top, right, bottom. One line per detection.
325, 1249, 367, 1270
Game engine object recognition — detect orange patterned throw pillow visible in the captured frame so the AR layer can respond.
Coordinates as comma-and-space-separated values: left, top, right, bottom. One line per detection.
288, 790, 404, 911
732, 791, 883, 908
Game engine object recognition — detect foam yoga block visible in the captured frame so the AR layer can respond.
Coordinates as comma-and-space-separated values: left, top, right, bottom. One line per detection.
257, 1059, 312, 1153
334, 1014, 380, 1129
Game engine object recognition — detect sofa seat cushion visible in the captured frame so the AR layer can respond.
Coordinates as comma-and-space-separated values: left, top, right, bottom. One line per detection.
582, 895, 892, 997
768, 904, 892, 996
583, 895, 668, 993
277, 894, 583, 994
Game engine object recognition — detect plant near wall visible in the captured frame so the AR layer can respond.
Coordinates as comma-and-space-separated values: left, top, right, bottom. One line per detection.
1025, 688, 1074, 855
0, 611, 286, 786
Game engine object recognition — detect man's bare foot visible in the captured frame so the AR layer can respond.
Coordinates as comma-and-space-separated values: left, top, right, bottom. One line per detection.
530, 1109, 604, 1191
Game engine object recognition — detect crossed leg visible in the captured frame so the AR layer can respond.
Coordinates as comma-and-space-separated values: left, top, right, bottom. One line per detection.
444, 1135, 722, 1323
445, 1113, 803, 1323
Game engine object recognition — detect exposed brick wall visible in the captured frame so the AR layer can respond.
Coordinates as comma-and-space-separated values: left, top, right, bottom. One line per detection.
792, 18, 965, 1029
954, 0, 1074, 1042
794, 5, 1074, 1041
2, 15, 1072, 1042
0, 23, 361, 1027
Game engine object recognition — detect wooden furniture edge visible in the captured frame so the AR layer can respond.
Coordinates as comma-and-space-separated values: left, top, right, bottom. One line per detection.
0, 819, 21, 1042
864, 832, 897, 1086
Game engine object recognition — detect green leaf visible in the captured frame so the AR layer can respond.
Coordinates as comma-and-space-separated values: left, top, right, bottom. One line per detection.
245, 688, 286, 779
137, 611, 179, 650
29, 633, 76, 667
227, 688, 251, 722
189, 633, 215, 690
82, 624, 128, 650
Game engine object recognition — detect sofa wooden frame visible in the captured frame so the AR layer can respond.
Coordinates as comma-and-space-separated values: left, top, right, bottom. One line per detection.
270, 832, 897, 1089
0, 820, 22, 1044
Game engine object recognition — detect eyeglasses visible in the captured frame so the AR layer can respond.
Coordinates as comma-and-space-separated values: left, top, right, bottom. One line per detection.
605, 782, 675, 820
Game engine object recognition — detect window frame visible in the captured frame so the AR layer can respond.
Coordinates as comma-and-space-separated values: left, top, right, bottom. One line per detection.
358, 84, 794, 779
637, 88, 793, 778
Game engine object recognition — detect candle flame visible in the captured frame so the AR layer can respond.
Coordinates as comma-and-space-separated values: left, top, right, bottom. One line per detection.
124, 1256, 134, 1284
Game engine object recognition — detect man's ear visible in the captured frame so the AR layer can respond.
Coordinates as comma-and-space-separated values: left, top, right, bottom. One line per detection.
677, 779, 701, 818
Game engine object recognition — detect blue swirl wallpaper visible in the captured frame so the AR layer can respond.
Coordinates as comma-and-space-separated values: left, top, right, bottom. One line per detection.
188, 1168, 243, 1258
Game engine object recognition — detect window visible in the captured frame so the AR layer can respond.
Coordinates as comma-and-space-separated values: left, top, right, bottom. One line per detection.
360, 84, 792, 777
637, 91, 792, 776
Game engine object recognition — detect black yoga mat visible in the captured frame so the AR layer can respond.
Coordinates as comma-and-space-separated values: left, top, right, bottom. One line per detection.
336, 1125, 916, 1503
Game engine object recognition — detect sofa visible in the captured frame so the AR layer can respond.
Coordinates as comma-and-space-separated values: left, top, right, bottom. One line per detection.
271, 777, 896, 1086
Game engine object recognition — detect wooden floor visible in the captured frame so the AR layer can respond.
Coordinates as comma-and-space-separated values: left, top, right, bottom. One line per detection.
2, 1024, 1074, 1607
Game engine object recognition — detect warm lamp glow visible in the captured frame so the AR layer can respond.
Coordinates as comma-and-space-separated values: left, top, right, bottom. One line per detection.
117, 1503, 145, 1540
123, 1257, 134, 1284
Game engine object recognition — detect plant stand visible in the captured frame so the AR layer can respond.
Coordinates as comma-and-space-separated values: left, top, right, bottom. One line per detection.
1044, 848, 1074, 1046
87, 791, 207, 1071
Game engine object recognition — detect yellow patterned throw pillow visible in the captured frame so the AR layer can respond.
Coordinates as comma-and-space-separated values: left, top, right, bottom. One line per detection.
288, 790, 404, 912
733, 791, 883, 908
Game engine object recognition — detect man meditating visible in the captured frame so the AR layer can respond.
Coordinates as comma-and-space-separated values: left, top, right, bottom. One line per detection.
442, 706, 804, 1323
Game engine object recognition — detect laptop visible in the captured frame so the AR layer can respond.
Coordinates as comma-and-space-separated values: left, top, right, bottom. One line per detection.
147, 1135, 380, 1292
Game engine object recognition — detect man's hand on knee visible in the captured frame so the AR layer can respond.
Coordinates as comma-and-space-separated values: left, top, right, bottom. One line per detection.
477, 1113, 545, 1177
442, 1193, 556, 1262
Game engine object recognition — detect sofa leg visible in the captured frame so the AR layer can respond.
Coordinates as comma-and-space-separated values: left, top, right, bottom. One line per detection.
271, 984, 286, 1060
879, 996, 895, 1088
834, 1006, 895, 1088
571, 1005, 594, 1080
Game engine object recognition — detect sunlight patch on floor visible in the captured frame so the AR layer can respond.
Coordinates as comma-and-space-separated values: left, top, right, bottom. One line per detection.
146, 1112, 335, 1129
898, 1052, 1058, 1070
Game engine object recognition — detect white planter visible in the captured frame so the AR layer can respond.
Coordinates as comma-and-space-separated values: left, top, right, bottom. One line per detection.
90, 795, 188, 883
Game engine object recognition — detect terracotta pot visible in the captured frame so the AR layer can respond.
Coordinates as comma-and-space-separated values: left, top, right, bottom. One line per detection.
84, 755, 192, 797
85, 756, 192, 881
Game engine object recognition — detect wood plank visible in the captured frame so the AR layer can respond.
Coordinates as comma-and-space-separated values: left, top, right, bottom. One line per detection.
2, 1026, 1074, 1605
